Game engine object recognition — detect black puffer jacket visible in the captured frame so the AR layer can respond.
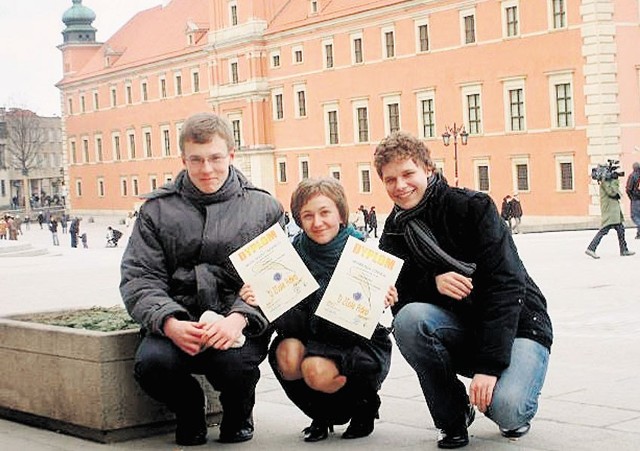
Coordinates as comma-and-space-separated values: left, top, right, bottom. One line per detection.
379, 179, 552, 377
120, 167, 284, 337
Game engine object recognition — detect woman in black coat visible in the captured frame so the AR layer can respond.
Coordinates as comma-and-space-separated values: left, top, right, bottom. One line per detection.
240, 178, 395, 442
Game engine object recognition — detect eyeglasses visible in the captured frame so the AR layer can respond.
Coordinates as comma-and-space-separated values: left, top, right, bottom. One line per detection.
185, 154, 228, 167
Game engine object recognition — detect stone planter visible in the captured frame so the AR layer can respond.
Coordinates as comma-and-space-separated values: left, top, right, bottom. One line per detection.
0, 316, 221, 443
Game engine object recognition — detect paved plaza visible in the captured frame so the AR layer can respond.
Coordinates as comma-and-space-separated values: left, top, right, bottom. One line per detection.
1, 219, 640, 450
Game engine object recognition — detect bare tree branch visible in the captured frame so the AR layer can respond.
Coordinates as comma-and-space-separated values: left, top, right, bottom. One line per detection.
5, 108, 45, 176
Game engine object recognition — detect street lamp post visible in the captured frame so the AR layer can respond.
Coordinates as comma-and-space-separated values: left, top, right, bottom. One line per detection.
442, 122, 469, 187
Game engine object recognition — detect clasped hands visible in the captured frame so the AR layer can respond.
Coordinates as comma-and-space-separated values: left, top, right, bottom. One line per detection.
163, 314, 246, 356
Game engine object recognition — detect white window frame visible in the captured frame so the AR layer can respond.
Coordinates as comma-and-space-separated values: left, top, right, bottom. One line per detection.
97, 178, 105, 197
503, 77, 526, 133
277, 157, 288, 183
511, 156, 531, 192
75, 179, 83, 197
323, 102, 340, 146
383, 94, 402, 136
548, 0, 567, 30
381, 26, 396, 59
229, 58, 239, 84
110, 86, 117, 107
164, 173, 173, 184
473, 158, 491, 192
352, 99, 370, 144
111, 132, 121, 161
159, 75, 167, 98
149, 175, 158, 191
294, 83, 307, 118
140, 79, 148, 101
329, 165, 341, 180
120, 177, 128, 197
460, 8, 477, 45
555, 154, 575, 191
160, 125, 171, 157
270, 50, 281, 68
92, 90, 99, 110
502, 0, 520, 39
416, 89, 437, 139
415, 18, 430, 53
272, 87, 284, 120
322, 38, 334, 69
82, 137, 90, 163
228, 113, 243, 149
125, 83, 132, 104
94, 134, 103, 162
548, 72, 574, 129
292, 45, 304, 64
229, 1, 238, 26
191, 69, 200, 93
174, 72, 183, 96
350, 31, 364, 65
131, 176, 140, 197
127, 130, 136, 159
299, 156, 310, 180
358, 164, 372, 194
462, 84, 483, 135
142, 127, 153, 158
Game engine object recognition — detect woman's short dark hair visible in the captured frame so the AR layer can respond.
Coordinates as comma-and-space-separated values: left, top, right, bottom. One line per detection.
290, 178, 349, 227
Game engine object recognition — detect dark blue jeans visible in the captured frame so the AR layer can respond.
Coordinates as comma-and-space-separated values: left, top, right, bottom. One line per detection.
134, 333, 269, 429
587, 223, 628, 253
393, 303, 549, 431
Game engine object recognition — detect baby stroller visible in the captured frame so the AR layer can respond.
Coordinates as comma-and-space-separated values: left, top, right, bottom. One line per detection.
106, 227, 123, 247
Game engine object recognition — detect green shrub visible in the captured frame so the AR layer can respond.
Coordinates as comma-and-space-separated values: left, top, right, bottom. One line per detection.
20, 306, 138, 332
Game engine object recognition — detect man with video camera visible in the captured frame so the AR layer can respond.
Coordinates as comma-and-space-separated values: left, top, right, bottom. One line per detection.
585, 160, 635, 259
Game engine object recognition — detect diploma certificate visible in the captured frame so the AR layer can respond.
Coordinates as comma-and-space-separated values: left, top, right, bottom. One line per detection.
230, 223, 319, 322
315, 236, 403, 339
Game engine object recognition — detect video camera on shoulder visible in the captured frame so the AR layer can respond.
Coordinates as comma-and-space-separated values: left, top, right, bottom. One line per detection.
591, 159, 625, 182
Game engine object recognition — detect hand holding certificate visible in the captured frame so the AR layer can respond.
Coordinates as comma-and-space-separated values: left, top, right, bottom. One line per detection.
229, 223, 319, 322
315, 236, 403, 339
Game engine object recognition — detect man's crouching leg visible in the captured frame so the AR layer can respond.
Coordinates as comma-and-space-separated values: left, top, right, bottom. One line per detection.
393, 303, 473, 448
485, 338, 549, 439
134, 334, 208, 446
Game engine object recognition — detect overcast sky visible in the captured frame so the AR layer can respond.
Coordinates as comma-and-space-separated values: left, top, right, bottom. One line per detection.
0, 0, 162, 117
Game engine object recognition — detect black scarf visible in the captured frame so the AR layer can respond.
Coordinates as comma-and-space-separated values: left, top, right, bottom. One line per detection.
175, 165, 250, 208
393, 172, 476, 277
294, 224, 363, 296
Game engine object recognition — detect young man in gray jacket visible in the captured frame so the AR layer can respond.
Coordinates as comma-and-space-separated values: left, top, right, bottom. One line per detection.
121, 112, 283, 446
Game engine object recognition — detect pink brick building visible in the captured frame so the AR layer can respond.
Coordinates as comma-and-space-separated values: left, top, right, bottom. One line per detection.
57, 0, 640, 220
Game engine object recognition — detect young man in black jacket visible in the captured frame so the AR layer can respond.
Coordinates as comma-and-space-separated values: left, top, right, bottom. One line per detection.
121, 113, 283, 446
374, 131, 552, 449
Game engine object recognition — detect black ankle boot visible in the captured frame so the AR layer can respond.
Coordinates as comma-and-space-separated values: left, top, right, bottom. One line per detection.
175, 411, 207, 446
342, 393, 380, 439
302, 420, 333, 442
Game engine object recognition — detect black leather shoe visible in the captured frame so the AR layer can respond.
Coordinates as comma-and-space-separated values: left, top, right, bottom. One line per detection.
175, 419, 207, 446
437, 404, 475, 449
500, 423, 530, 438
218, 425, 254, 443
302, 420, 332, 442
342, 417, 374, 439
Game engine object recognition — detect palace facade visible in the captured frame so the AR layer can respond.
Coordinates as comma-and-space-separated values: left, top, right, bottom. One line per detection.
57, 0, 640, 219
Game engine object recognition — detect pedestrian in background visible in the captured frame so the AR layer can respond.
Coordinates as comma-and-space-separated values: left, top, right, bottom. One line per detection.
625, 162, 640, 239
368, 206, 378, 238
49, 217, 60, 246
500, 195, 512, 229
585, 175, 635, 258
69, 217, 80, 248
509, 194, 523, 234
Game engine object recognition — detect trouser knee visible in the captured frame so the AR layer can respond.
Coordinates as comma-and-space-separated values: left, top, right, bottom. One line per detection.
487, 386, 536, 430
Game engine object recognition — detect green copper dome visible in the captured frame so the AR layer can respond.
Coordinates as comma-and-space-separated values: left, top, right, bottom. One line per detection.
61, 0, 97, 43
62, 0, 96, 25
